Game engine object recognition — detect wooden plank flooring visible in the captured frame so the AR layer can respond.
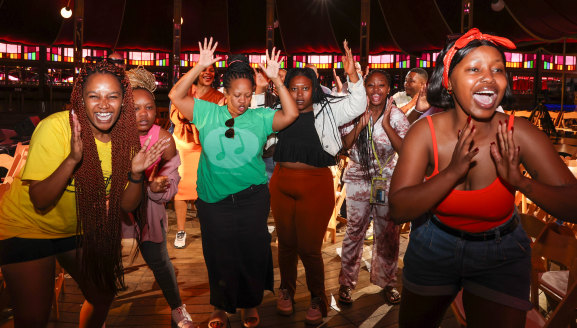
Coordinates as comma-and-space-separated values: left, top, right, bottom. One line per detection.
0, 208, 460, 328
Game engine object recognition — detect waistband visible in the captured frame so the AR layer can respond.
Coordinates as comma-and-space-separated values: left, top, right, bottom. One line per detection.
430, 213, 518, 241
224, 184, 267, 202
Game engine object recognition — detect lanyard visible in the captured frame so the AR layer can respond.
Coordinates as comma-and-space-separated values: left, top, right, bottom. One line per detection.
368, 115, 392, 176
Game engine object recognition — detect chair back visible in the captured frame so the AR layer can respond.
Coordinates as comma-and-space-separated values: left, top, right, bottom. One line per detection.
531, 223, 577, 308
520, 213, 547, 244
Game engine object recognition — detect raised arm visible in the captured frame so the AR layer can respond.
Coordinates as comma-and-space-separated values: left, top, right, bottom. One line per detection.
168, 37, 221, 121
381, 98, 405, 153
333, 68, 343, 94
491, 118, 577, 221
406, 84, 430, 124
388, 117, 479, 223
29, 112, 82, 211
331, 41, 367, 125
341, 110, 370, 151
258, 48, 298, 131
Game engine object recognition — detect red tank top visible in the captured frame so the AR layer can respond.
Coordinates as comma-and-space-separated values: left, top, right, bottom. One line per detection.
425, 115, 515, 233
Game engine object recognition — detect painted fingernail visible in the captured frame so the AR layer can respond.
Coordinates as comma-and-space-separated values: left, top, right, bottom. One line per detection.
490, 142, 495, 146
511, 127, 514, 132
498, 120, 502, 125
467, 115, 471, 124
474, 147, 479, 152
471, 125, 475, 132
458, 129, 461, 136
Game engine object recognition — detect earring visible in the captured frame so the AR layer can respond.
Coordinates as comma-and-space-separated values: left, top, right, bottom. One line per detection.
447, 88, 453, 95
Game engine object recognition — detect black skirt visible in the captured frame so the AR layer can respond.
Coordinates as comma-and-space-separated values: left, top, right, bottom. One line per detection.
196, 184, 274, 313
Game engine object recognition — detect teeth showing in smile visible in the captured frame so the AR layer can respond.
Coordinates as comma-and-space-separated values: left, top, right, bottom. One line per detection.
96, 112, 113, 121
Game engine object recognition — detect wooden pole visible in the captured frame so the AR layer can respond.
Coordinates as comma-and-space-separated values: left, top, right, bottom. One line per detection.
461, 0, 473, 32
73, 0, 84, 79
555, 39, 567, 128
360, 0, 370, 70
171, 0, 182, 87
266, 0, 274, 54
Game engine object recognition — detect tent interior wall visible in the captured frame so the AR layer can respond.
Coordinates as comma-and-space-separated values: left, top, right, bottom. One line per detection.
0, 0, 577, 129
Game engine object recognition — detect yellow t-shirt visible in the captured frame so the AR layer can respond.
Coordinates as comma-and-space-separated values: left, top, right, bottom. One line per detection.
0, 111, 112, 239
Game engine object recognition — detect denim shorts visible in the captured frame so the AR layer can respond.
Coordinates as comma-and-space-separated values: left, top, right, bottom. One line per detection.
402, 213, 532, 311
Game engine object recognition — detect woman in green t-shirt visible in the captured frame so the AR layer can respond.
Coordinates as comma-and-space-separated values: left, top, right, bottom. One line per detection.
0, 61, 169, 327
169, 38, 298, 328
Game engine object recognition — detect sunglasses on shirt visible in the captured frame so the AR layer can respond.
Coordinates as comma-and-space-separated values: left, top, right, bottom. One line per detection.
225, 118, 235, 138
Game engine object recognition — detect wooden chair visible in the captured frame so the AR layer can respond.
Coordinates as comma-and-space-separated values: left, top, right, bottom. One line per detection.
325, 156, 348, 243
520, 213, 547, 245
531, 223, 577, 315
2, 142, 29, 184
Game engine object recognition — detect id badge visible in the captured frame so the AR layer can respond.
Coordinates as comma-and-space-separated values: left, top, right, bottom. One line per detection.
370, 176, 388, 205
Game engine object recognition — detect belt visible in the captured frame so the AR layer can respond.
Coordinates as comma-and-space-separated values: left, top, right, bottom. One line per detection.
430, 215, 518, 241
226, 184, 267, 202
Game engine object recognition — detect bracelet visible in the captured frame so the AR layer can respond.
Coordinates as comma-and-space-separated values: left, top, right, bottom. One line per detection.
413, 108, 425, 114
127, 171, 144, 184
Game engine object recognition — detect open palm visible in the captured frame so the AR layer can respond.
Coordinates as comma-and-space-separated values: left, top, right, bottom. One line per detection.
258, 47, 282, 80
197, 37, 222, 68
342, 40, 356, 77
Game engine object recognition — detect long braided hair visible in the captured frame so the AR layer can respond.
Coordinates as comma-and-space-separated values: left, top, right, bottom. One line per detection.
353, 69, 391, 182
69, 61, 145, 295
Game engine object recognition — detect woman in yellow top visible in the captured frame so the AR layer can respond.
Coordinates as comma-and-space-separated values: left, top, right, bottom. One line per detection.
0, 61, 168, 328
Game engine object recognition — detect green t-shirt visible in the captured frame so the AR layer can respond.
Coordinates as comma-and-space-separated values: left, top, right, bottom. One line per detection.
192, 98, 276, 202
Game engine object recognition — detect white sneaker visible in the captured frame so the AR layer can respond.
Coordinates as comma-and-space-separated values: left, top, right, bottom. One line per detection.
172, 304, 195, 328
174, 231, 186, 249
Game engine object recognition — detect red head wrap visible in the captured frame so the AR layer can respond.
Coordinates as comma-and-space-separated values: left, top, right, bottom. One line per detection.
442, 28, 516, 89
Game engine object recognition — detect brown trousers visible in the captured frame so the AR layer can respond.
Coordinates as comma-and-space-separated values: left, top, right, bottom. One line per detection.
269, 164, 335, 316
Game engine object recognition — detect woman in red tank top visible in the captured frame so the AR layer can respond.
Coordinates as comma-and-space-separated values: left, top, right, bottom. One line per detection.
389, 29, 577, 327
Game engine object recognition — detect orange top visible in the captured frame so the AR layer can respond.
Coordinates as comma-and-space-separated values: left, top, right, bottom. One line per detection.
425, 115, 515, 232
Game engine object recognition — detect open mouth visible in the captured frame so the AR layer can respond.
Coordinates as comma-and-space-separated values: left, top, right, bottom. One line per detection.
472, 90, 497, 109
371, 94, 382, 103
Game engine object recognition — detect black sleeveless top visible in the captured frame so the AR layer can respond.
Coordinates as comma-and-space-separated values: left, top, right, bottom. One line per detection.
274, 111, 336, 167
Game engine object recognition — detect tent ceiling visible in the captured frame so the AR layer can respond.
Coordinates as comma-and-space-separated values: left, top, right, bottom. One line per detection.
1, 0, 576, 55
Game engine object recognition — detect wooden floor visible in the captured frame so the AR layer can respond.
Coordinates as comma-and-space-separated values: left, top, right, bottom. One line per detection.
1, 208, 460, 328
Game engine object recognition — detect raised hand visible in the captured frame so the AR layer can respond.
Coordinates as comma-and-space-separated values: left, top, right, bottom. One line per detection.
342, 40, 358, 82
415, 84, 430, 113
131, 137, 171, 176
490, 120, 523, 187
258, 47, 282, 80
253, 66, 270, 94
68, 110, 83, 164
197, 37, 222, 69
447, 118, 479, 178
382, 97, 394, 129
333, 68, 343, 94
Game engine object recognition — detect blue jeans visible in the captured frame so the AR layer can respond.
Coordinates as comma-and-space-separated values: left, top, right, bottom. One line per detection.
140, 226, 182, 309
402, 213, 532, 311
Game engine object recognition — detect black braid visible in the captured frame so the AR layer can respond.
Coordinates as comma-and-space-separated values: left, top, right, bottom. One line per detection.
354, 69, 391, 182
